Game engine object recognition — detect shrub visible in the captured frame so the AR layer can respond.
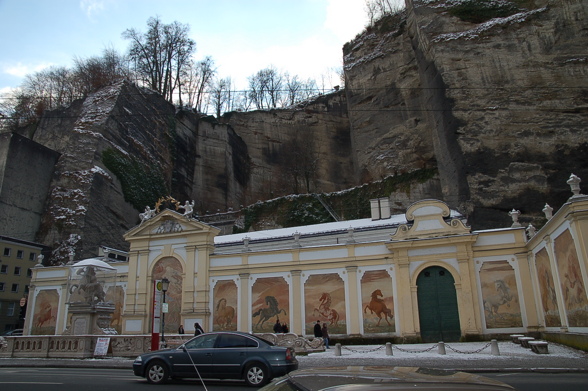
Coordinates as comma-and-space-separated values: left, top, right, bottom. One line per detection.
102, 148, 168, 211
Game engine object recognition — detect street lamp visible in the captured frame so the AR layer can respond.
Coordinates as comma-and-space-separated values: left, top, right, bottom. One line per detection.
161, 278, 170, 348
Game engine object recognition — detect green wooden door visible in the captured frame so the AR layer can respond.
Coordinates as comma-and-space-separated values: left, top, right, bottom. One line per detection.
417, 266, 461, 342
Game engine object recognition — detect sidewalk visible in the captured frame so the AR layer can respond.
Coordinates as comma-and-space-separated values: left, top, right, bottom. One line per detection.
301, 341, 588, 373
0, 341, 587, 373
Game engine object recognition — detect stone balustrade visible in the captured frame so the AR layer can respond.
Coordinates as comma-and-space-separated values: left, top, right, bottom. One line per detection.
0, 332, 322, 359
0, 335, 151, 359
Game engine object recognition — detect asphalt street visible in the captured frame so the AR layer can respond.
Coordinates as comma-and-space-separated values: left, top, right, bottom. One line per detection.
1, 341, 587, 373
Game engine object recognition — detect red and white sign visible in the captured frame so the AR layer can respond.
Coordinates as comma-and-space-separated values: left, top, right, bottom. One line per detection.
151, 280, 163, 351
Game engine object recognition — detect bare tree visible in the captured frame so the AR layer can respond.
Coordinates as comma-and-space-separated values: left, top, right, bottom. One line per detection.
247, 66, 284, 110
123, 16, 195, 103
182, 56, 216, 112
365, 0, 402, 25
209, 77, 234, 118
73, 47, 129, 94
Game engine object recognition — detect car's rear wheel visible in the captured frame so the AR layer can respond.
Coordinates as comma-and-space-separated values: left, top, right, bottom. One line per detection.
244, 362, 268, 386
146, 360, 169, 384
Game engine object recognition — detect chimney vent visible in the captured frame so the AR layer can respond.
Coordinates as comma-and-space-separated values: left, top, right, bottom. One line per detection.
370, 198, 391, 220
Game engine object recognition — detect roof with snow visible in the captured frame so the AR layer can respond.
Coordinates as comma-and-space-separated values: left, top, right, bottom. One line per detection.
213, 208, 465, 254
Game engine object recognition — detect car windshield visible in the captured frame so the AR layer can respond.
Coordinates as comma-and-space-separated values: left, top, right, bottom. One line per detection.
184, 334, 217, 349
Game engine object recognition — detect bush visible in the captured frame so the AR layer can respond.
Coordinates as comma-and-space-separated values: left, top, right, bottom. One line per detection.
102, 148, 168, 211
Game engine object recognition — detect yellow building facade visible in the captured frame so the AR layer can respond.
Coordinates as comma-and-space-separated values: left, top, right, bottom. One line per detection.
26, 188, 588, 344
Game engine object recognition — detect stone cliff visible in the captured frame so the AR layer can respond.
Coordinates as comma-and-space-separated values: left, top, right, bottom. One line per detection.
2, 0, 586, 260
344, 0, 588, 228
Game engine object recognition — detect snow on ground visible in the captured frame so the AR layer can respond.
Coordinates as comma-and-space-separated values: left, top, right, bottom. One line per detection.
296, 341, 588, 372
301, 341, 587, 361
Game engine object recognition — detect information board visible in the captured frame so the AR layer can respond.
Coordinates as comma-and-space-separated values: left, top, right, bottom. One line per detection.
94, 337, 110, 356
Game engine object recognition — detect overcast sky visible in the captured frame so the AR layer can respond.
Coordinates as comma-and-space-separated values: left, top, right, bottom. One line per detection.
0, 0, 404, 95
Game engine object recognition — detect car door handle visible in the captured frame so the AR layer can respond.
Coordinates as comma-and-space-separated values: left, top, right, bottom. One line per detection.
205, 353, 213, 356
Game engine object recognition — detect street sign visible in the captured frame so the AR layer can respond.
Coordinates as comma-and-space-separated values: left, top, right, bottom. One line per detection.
162, 303, 169, 313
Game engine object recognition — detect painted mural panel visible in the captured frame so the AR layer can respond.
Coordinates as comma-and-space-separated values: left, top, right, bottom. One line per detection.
31, 289, 59, 335
554, 229, 588, 327
535, 248, 561, 327
251, 277, 290, 332
304, 273, 346, 335
106, 285, 125, 334
361, 270, 395, 333
480, 261, 522, 329
153, 257, 183, 334
213, 280, 238, 331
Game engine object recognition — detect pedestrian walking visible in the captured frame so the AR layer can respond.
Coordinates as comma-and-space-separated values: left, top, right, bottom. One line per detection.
321, 322, 330, 349
273, 319, 283, 333
314, 320, 322, 338
194, 322, 204, 336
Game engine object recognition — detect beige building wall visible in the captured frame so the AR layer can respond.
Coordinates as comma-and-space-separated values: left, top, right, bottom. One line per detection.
26, 192, 588, 342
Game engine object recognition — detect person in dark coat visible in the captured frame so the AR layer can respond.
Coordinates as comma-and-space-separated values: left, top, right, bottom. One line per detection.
282, 323, 289, 333
178, 324, 185, 334
273, 319, 282, 333
313, 320, 322, 338
321, 322, 330, 349
194, 322, 204, 336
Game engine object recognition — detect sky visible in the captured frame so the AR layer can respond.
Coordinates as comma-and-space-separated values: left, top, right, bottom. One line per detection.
0, 0, 404, 96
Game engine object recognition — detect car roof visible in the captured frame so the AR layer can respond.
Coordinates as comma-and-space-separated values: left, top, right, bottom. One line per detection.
284, 367, 515, 391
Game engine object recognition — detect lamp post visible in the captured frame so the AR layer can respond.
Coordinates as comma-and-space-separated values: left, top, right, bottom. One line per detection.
160, 278, 170, 348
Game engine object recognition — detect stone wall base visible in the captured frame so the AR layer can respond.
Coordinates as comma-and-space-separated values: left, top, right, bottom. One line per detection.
0, 333, 322, 358
542, 332, 588, 352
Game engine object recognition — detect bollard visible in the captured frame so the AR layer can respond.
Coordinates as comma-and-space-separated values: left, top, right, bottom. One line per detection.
335, 343, 342, 356
437, 341, 446, 355
386, 342, 393, 356
491, 339, 500, 356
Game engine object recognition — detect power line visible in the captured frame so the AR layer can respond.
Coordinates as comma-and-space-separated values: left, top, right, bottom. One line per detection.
0, 85, 586, 101
1, 105, 585, 121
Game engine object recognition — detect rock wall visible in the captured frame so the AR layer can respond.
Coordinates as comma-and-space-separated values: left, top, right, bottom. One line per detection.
4, 0, 587, 259
220, 92, 353, 202
18, 82, 352, 259
344, 0, 588, 228
0, 133, 60, 241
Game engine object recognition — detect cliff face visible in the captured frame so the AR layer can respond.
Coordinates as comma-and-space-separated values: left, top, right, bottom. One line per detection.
344, 0, 588, 228
23, 82, 352, 259
31, 82, 177, 258
5, 0, 587, 259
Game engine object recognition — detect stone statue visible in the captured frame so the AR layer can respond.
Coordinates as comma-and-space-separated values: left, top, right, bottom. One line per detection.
70, 266, 106, 304
181, 200, 195, 218
139, 206, 155, 224
508, 209, 521, 228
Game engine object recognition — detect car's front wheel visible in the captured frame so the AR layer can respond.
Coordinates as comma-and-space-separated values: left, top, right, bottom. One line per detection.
244, 362, 269, 386
146, 360, 169, 384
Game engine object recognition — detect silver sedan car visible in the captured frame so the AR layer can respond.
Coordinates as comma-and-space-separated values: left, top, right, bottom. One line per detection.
259, 366, 516, 390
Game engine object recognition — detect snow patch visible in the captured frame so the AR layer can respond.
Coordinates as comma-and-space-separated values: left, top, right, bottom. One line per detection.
433, 8, 548, 42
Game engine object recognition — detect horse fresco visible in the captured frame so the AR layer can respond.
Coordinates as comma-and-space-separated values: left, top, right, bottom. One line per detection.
215, 298, 235, 329
483, 279, 513, 318
314, 292, 340, 325
252, 296, 287, 329
34, 301, 55, 328
364, 289, 393, 326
